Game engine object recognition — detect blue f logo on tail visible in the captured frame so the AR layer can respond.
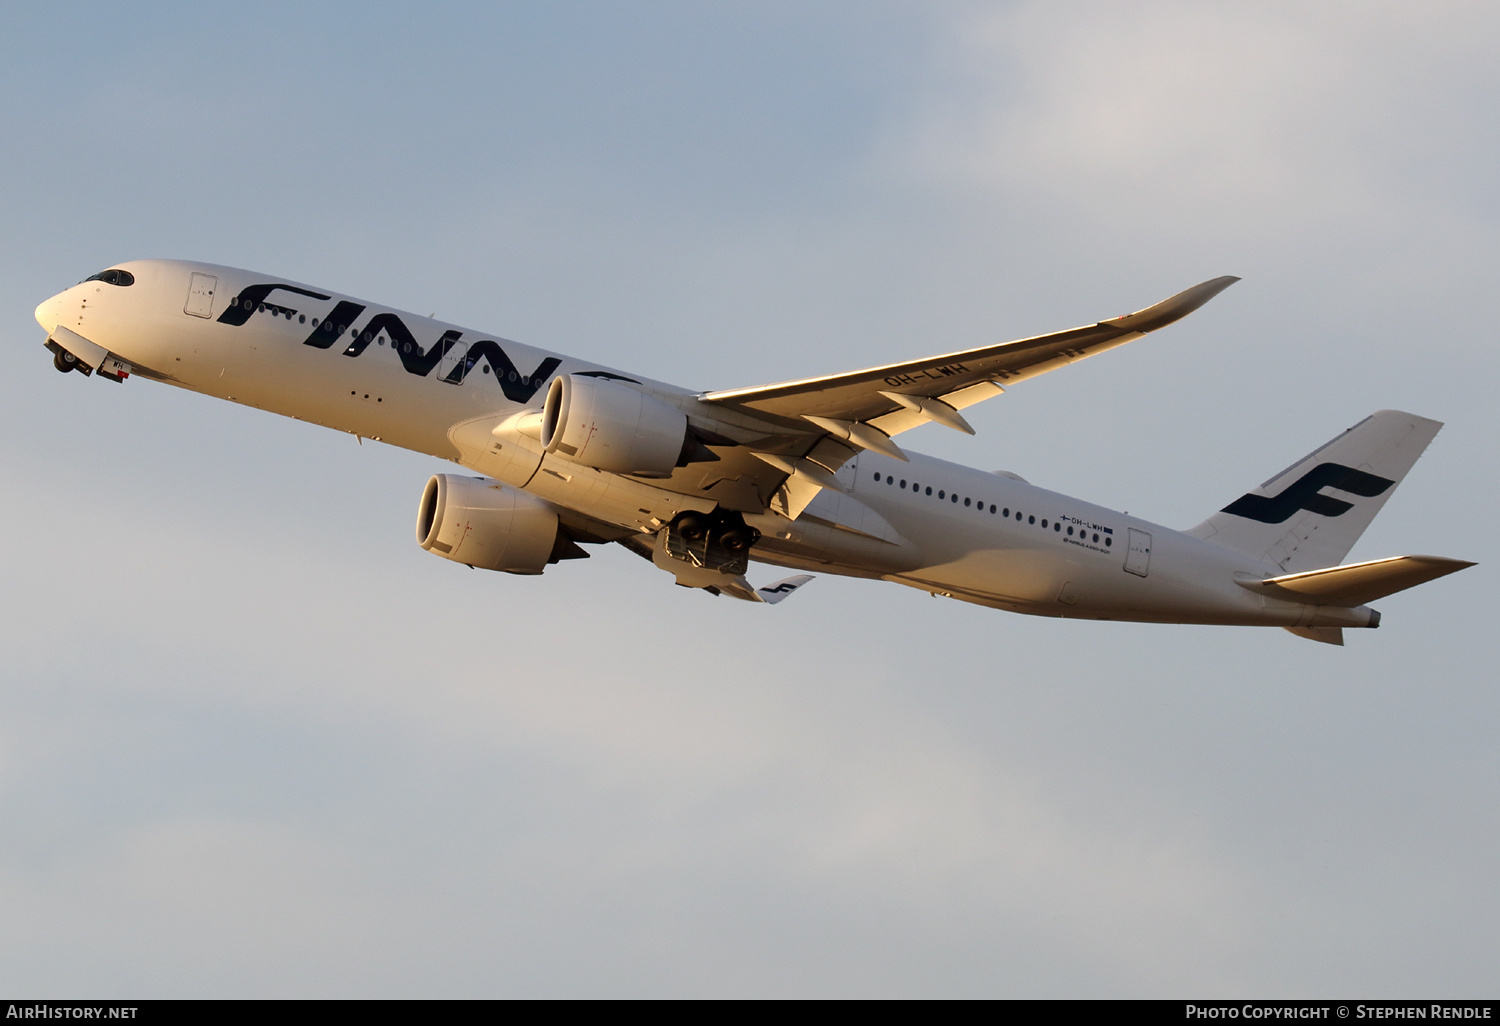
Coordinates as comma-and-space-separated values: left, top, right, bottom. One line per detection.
1222, 462, 1394, 524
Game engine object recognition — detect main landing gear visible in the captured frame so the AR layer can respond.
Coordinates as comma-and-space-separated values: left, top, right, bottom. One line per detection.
663, 509, 761, 577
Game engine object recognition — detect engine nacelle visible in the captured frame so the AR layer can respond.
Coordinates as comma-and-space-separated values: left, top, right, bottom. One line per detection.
416, 475, 560, 575
540, 374, 688, 477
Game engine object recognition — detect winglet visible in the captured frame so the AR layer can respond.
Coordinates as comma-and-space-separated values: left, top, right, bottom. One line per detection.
1103, 276, 1239, 333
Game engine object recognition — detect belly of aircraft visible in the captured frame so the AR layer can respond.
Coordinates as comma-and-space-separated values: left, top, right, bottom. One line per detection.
894, 541, 1295, 625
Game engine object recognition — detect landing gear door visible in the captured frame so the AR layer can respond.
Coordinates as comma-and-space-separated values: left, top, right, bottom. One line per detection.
1124, 528, 1152, 577
185, 273, 218, 318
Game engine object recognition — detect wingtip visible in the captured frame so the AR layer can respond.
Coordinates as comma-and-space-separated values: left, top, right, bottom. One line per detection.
1105, 275, 1239, 332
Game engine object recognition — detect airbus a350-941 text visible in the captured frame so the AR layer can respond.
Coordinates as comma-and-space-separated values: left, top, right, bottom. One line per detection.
36, 261, 1473, 645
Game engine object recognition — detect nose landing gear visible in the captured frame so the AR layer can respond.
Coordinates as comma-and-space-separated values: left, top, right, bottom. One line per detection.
45, 339, 127, 381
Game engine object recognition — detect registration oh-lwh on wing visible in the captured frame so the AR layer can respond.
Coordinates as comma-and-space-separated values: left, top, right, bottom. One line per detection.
37, 262, 1473, 645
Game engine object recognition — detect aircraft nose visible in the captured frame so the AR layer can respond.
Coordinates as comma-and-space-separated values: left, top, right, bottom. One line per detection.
35, 292, 64, 334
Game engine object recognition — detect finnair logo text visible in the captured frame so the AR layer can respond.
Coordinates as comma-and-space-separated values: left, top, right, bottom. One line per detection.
219, 283, 561, 402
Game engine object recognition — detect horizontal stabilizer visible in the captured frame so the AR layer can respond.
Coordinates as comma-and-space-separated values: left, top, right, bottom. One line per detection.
1243, 555, 1475, 607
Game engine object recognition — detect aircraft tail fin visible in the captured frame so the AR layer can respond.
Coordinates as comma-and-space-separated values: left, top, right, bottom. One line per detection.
1187, 410, 1443, 573
757, 575, 815, 604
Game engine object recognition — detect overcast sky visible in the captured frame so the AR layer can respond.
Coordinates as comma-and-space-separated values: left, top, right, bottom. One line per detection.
1, 1, 1496, 997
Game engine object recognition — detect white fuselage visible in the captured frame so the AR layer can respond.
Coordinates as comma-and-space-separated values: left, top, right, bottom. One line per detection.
36, 259, 1366, 629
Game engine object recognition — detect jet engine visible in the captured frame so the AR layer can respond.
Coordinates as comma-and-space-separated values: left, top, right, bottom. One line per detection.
416, 475, 563, 575
540, 374, 689, 477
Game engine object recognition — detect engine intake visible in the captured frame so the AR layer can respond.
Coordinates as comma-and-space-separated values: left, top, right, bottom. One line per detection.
540, 374, 689, 477
416, 475, 563, 575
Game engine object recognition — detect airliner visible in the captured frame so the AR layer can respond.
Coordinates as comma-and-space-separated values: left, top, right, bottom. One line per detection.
35, 260, 1473, 644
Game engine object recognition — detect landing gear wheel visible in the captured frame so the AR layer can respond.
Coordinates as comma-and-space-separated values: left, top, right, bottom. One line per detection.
676, 513, 708, 542
53, 350, 77, 373
720, 526, 758, 553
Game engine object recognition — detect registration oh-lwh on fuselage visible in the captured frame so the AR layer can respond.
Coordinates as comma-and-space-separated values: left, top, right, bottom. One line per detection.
36, 261, 1473, 644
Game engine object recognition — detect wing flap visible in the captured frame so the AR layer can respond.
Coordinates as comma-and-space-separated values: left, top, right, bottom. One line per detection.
867, 379, 1005, 438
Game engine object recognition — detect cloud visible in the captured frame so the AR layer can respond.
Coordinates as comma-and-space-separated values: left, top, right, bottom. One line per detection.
1, 1, 1496, 998
898, 1, 1500, 243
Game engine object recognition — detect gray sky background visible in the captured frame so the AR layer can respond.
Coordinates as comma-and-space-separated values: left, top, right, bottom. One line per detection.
1, 1, 1495, 997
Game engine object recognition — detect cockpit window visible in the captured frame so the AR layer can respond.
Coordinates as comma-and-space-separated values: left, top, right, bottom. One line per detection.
84, 269, 135, 287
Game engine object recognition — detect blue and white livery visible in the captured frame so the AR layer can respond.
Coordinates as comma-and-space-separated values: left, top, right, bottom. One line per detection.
35, 261, 1473, 644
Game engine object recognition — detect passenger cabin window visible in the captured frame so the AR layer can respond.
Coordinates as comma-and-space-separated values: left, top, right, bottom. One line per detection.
85, 269, 135, 287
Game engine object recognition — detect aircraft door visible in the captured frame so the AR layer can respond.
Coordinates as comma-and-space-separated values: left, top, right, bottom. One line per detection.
434, 335, 467, 384
184, 273, 218, 318
1124, 528, 1152, 577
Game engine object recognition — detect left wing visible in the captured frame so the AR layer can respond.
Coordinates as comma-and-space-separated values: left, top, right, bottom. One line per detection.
669, 276, 1236, 521
699, 276, 1238, 447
